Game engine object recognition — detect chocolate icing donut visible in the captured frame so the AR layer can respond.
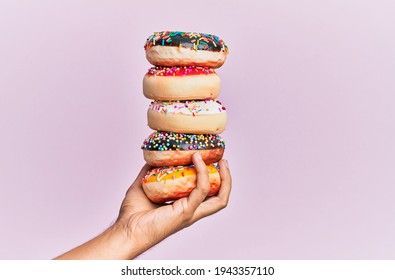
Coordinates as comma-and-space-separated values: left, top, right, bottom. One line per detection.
144, 31, 228, 53
142, 131, 225, 151
142, 131, 225, 167
144, 31, 228, 68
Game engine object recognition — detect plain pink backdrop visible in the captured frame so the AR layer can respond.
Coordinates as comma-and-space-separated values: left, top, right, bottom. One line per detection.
1, 0, 395, 259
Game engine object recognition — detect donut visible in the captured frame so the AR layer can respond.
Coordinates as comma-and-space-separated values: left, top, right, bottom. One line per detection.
147, 99, 227, 134
142, 131, 225, 167
144, 31, 228, 68
143, 66, 221, 101
142, 164, 221, 203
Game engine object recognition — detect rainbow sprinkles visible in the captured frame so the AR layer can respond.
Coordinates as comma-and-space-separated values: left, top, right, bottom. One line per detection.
144, 31, 229, 53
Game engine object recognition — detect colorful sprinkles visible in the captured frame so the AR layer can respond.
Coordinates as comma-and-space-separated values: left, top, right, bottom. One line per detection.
147, 66, 216, 77
142, 131, 225, 151
144, 31, 228, 53
144, 166, 186, 182
149, 99, 226, 115
143, 164, 219, 182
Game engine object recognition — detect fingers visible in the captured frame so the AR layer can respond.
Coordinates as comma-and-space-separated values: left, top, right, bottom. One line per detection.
217, 159, 232, 201
184, 152, 211, 213
190, 159, 232, 222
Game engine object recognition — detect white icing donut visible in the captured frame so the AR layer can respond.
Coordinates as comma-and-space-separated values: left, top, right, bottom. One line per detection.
147, 99, 227, 134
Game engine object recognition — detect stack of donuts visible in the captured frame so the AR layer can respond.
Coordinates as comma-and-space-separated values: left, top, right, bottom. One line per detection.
140, 31, 229, 203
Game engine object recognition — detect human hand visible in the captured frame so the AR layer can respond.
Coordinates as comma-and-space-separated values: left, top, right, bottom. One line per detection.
116, 152, 232, 259
54, 152, 231, 260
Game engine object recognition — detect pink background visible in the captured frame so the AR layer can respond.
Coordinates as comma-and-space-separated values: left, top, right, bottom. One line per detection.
1, 0, 395, 259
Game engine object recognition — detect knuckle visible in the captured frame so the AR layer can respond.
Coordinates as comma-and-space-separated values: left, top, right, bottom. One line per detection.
201, 170, 210, 181
199, 164, 209, 174
179, 200, 194, 220
181, 210, 194, 224
201, 183, 210, 194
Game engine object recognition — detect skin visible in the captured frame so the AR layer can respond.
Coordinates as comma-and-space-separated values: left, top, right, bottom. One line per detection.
54, 152, 232, 260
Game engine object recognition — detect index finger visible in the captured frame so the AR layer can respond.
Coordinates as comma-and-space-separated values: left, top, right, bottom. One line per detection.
185, 152, 211, 212
190, 159, 232, 222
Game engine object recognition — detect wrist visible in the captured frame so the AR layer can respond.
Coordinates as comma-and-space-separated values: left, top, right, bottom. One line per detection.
54, 221, 139, 260
109, 220, 141, 259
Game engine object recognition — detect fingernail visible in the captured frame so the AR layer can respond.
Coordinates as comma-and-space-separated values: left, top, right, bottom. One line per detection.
195, 152, 202, 160
224, 160, 229, 169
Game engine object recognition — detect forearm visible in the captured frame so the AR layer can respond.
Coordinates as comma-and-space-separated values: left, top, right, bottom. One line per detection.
54, 157, 231, 260
54, 222, 139, 260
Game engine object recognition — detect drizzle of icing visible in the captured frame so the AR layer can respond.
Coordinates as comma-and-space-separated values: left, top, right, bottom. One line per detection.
149, 99, 226, 116
143, 164, 219, 183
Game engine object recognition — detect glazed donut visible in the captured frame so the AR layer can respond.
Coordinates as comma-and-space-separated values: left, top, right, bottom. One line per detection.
142, 131, 225, 167
142, 165, 221, 203
147, 99, 227, 134
143, 66, 221, 101
144, 31, 228, 68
